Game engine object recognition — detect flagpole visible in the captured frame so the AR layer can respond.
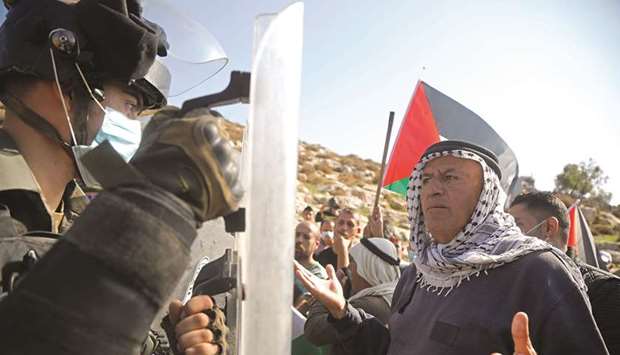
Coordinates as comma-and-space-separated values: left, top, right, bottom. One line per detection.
373, 111, 395, 210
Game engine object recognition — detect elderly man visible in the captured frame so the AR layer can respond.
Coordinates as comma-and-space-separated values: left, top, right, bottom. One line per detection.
296, 140, 608, 355
509, 192, 620, 354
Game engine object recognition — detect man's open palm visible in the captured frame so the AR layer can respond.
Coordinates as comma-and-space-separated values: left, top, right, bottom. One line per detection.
294, 262, 347, 319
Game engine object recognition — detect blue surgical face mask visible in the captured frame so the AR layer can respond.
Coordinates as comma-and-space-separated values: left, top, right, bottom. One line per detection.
90, 108, 142, 162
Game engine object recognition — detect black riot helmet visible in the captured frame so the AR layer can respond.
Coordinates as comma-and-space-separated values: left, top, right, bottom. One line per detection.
132, 58, 170, 111
0, 0, 168, 145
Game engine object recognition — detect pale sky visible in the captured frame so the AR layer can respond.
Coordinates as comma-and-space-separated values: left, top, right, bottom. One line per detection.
167, 0, 620, 203
7, 1, 617, 202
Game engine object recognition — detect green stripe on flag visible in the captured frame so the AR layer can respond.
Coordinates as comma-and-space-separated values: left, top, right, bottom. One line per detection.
385, 177, 409, 197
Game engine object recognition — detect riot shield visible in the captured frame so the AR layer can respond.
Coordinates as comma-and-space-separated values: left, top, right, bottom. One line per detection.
238, 3, 304, 355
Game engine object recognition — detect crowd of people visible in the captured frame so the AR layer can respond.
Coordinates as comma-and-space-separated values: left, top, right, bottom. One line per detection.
0, 2, 618, 355
294, 141, 620, 355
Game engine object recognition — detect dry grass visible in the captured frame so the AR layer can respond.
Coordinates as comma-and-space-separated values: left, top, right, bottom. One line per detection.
341, 155, 369, 172
305, 144, 322, 152
388, 198, 406, 212
332, 186, 347, 196
299, 163, 314, 176
315, 160, 334, 174
306, 172, 329, 186
338, 173, 360, 186
595, 234, 619, 244
317, 151, 338, 160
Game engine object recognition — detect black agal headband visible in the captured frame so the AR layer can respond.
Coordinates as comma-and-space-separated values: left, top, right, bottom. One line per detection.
422, 140, 502, 180
360, 238, 400, 266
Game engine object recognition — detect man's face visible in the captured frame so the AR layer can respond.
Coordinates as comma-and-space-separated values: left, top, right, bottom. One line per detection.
507, 204, 542, 237
335, 211, 359, 239
302, 210, 313, 222
320, 221, 333, 233
320, 221, 334, 246
420, 156, 483, 244
507, 203, 565, 251
103, 83, 141, 119
295, 222, 320, 261
86, 83, 141, 143
349, 260, 369, 294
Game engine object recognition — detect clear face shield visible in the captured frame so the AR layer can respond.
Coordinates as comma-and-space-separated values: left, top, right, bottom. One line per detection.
142, 0, 229, 97
52, 0, 229, 190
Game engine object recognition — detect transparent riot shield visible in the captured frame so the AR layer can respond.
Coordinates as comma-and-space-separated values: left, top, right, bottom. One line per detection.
238, 3, 304, 355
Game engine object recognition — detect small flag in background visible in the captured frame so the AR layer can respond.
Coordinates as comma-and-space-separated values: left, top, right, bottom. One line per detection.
383, 81, 520, 201
567, 204, 600, 268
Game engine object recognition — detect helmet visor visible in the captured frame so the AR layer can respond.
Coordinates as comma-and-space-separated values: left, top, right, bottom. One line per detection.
143, 0, 228, 96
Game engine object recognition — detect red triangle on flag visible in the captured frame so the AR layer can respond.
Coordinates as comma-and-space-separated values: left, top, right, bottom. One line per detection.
382, 82, 440, 195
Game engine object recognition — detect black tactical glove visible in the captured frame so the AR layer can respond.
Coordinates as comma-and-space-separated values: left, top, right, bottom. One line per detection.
130, 107, 243, 222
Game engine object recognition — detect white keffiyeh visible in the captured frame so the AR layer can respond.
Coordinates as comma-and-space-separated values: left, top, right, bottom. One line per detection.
407, 149, 585, 295
349, 238, 401, 305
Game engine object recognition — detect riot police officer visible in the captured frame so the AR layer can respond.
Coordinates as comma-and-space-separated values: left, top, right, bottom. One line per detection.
0, 0, 239, 354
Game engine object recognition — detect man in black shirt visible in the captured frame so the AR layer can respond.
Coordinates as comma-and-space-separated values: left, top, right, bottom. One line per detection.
316, 208, 360, 270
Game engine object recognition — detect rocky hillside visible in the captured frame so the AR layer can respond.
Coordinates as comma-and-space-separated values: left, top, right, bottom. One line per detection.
217, 116, 411, 240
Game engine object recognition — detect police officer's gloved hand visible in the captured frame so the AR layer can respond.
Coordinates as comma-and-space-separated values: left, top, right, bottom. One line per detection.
130, 107, 243, 222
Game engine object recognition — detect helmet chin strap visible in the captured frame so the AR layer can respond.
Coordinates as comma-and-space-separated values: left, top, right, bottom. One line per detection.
0, 44, 101, 175
68, 84, 93, 145
49, 45, 106, 147
0, 91, 73, 155
49, 47, 79, 146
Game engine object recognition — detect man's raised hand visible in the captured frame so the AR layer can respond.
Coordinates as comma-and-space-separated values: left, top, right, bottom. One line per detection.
368, 206, 384, 237
294, 261, 347, 319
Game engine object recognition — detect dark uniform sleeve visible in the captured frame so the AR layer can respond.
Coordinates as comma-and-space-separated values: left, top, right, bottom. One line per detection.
0, 184, 197, 355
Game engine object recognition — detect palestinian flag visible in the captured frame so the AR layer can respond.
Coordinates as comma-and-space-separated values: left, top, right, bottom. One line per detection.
291, 307, 328, 355
567, 204, 601, 267
383, 81, 520, 199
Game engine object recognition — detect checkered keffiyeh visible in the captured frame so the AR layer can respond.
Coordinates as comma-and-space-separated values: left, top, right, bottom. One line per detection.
407, 149, 585, 295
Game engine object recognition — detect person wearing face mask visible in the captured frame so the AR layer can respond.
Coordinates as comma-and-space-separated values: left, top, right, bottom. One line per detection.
86, 59, 170, 166
0, 1, 240, 354
508, 192, 620, 355
304, 238, 400, 355
316, 219, 335, 255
